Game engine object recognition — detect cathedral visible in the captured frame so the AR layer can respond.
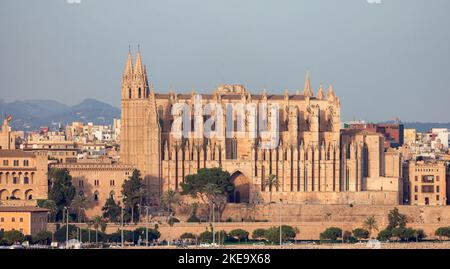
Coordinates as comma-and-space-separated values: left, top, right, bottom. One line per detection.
120, 50, 403, 206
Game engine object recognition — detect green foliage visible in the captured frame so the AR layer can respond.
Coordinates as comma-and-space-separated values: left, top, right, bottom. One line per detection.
3, 230, 25, 245
187, 215, 201, 223
435, 227, 450, 240
121, 169, 144, 223
181, 168, 233, 201
265, 225, 298, 243
387, 207, 407, 230
377, 229, 392, 241
320, 227, 342, 241
413, 229, 426, 242
70, 192, 88, 222
133, 227, 161, 243
161, 190, 179, 212
168, 217, 180, 226
102, 198, 121, 223
54, 225, 78, 242
229, 229, 249, 242
198, 231, 213, 243
252, 228, 267, 240
180, 233, 197, 240
48, 168, 76, 221
352, 228, 370, 240
32, 231, 53, 245
37, 199, 57, 222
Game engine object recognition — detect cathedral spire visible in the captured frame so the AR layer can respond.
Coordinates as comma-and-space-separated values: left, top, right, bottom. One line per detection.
134, 45, 144, 74
303, 72, 313, 97
327, 84, 335, 101
317, 84, 324, 100
124, 46, 133, 75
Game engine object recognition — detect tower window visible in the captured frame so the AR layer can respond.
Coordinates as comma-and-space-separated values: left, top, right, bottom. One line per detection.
138, 88, 142, 98
128, 88, 131, 98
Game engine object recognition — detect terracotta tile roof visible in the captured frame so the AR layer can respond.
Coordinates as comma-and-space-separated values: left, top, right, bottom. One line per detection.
0, 150, 35, 158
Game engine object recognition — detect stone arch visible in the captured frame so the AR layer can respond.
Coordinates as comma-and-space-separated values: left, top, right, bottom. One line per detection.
12, 189, 22, 200
0, 189, 10, 200
25, 189, 34, 200
228, 171, 250, 203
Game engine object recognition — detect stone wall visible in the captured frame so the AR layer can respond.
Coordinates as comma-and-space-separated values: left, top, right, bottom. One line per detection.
49, 204, 450, 241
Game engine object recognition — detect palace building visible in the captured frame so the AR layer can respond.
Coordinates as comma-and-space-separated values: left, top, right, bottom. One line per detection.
120, 50, 403, 205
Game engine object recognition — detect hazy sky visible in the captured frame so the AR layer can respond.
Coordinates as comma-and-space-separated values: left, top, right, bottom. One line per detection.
1, 0, 449, 122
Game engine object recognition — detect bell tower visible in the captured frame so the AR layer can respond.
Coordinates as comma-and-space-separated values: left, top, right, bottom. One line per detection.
120, 47, 161, 204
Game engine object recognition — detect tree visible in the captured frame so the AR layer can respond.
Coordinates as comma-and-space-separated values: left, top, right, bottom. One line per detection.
377, 229, 392, 241
133, 227, 160, 244
32, 231, 52, 245
352, 228, 369, 240
102, 198, 121, 223
435, 227, 450, 241
320, 227, 342, 242
48, 168, 76, 221
71, 192, 88, 223
265, 225, 298, 244
252, 228, 267, 241
413, 229, 426, 242
122, 169, 144, 223
181, 168, 234, 221
180, 233, 197, 241
363, 216, 378, 238
92, 216, 106, 244
198, 231, 213, 243
387, 207, 407, 230
229, 229, 249, 243
264, 174, 279, 204
3, 230, 25, 245
54, 225, 77, 242
161, 189, 179, 213
37, 199, 57, 222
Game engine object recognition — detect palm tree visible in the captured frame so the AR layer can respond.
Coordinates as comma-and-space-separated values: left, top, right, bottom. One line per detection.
204, 183, 223, 222
71, 193, 88, 223
162, 189, 179, 213
265, 174, 279, 204
363, 216, 378, 238
92, 216, 104, 245
86, 220, 93, 243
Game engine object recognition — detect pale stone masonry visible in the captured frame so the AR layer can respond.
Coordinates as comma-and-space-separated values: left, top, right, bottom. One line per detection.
119, 50, 403, 206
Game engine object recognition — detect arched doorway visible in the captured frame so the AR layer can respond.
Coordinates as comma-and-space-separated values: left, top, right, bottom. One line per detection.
228, 171, 250, 203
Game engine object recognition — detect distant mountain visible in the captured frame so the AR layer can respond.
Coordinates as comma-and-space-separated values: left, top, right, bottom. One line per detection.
0, 98, 120, 131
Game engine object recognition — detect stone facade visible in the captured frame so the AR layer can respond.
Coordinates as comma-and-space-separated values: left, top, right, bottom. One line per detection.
52, 162, 134, 218
0, 150, 48, 203
0, 206, 48, 235
404, 160, 448, 206
0, 116, 18, 150
120, 50, 403, 206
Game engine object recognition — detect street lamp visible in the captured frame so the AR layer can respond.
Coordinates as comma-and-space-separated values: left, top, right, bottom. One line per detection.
212, 202, 215, 246
279, 199, 282, 247
64, 206, 69, 247
145, 206, 149, 247
121, 206, 124, 248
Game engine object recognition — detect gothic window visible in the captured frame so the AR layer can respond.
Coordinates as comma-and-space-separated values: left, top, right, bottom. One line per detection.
226, 138, 237, 160
94, 191, 99, 202
345, 166, 350, 191
128, 88, 131, 98
24, 177, 29, 184
362, 144, 369, 177
138, 88, 142, 98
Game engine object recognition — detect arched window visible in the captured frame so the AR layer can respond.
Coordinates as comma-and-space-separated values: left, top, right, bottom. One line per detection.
138, 88, 142, 98
94, 191, 99, 201
109, 191, 115, 200
128, 88, 131, 98
24, 177, 29, 184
